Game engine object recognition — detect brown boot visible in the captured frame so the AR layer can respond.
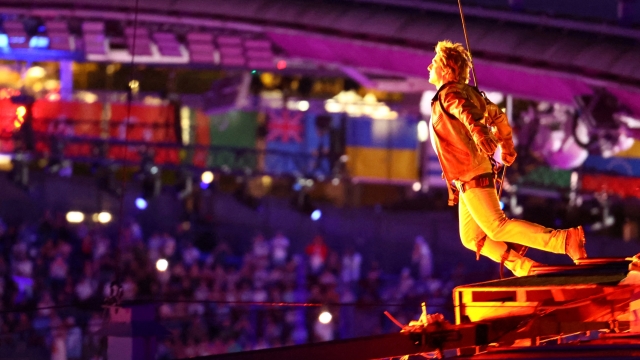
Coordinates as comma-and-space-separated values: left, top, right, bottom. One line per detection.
526, 261, 545, 276
565, 226, 587, 262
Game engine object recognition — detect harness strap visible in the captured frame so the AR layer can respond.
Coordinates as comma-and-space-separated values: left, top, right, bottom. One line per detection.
458, 173, 494, 193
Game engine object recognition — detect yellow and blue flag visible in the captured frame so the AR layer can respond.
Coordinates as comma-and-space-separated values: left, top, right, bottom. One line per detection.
345, 116, 419, 183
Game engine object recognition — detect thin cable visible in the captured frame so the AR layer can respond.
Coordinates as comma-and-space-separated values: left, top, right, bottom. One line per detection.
497, 165, 507, 198
457, 0, 477, 87
114, 0, 142, 283
0, 298, 419, 315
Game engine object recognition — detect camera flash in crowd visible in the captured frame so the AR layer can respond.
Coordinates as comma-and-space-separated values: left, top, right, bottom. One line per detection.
156, 258, 169, 272
318, 311, 332, 324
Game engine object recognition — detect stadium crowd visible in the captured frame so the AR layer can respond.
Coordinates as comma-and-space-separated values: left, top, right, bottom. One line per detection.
0, 210, 463, 359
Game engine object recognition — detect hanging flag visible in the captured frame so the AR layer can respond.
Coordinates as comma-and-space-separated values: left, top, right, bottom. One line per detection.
518, 166, 572, 189
582, 173, 640, 199
345, 116, 419, 183
0, 99, 18, 152
189, 108, 211, 168
266, 108, 303, 143
31, 100, 103, 158
582, 155, 640, 178
107, 103, 177, 164
264, 111, 333, 175
209, 110, 257, 170
0, 98, 19, 132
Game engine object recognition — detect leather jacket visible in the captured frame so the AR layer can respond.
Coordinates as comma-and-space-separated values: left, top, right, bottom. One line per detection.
429, 82, 495, 205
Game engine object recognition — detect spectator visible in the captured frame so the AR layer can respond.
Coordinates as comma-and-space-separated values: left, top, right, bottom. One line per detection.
305, 235, 328, 275
251, 233, 270, 262
50, 315, 67, 360
182, 242, 201, 267
341, 245, 362, 285
147, 231, 164, 262
412, 236, 433, 280
270, 231, 290, 266
74, 275, 96, 301
66, 317, 82, 360
162, 232, 177, 259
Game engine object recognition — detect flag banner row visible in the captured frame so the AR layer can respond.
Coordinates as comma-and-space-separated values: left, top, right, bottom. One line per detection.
2, 99, 423, 181
0, 99, 178, 162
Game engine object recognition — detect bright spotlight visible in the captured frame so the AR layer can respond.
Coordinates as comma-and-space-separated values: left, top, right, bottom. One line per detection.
318, 311, 332, 324
135, 198, 148, 210
311, 209, 322, 221
66, 211, 84, 224
201, 171, 214, 184
97, 212, 112, 224
150, 166, 159, 175
412, 182, 422, 192
156, 258, 169, 272
297, 100, 310, 112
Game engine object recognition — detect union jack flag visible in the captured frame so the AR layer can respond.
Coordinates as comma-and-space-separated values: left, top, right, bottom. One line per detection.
267, 109, 303, 143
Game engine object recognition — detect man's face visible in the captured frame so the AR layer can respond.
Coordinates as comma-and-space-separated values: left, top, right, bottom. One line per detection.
428, 55, 445, 86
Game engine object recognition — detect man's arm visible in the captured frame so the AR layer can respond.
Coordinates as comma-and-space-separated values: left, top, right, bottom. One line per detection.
485, 100, 517, 165
440, 88, 497, 155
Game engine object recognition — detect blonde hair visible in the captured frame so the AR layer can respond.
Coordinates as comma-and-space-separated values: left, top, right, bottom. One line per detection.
434, 40, 472, 84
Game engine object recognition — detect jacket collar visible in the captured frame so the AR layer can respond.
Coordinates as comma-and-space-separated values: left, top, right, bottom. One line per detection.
431, 82, 482, 102
431, 81, 460, 102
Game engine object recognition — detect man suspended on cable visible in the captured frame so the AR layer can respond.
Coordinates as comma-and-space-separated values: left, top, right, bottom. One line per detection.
427, 40, 587, 277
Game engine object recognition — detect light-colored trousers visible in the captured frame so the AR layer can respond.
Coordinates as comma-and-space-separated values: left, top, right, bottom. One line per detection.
457, 185, 567, 276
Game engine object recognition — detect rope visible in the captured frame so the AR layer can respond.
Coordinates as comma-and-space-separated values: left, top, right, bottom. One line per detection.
457, 0, 477, 87
113, 0, 142, 286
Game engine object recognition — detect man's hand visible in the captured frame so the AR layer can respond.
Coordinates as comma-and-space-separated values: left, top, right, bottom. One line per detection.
471, 126, 498, 155
501, 147, 517, 166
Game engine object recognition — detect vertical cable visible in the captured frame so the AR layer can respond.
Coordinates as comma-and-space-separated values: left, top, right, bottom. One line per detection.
114, 0, 142, 283
457, 0, 478, 87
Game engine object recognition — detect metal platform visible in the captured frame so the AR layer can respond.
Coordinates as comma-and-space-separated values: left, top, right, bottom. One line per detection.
529, 257, 631, 275
454, 258, 632, 325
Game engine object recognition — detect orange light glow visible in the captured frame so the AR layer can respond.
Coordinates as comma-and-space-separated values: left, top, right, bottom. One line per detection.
0, 88, 20, 100
46, 92, 61, 102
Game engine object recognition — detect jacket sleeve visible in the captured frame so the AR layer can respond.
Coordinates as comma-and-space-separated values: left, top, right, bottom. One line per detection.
440, 87, 491, 139
485, 100, 516, 154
